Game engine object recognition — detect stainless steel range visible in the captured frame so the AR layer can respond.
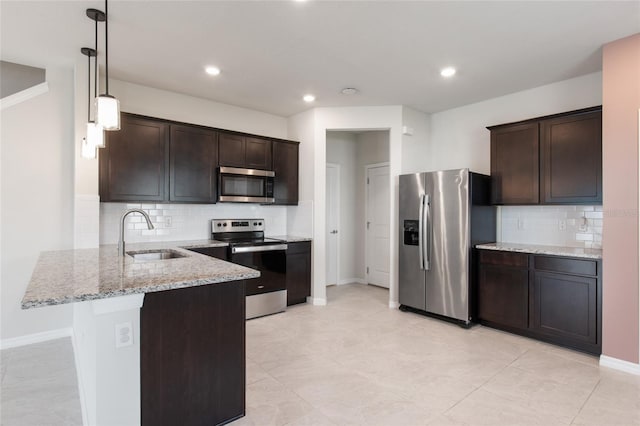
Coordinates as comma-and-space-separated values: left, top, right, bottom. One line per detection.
211, 219, 287, 319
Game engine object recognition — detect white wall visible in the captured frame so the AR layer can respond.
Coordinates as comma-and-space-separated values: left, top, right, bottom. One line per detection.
401, 106, 431, 174
355, 131, 390, 282
0, 66, 75, 341
326, 132, 358, 283
428, 72, 603, 246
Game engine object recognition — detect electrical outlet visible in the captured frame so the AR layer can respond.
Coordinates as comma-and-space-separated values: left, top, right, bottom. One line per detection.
115, 322, 133, 348
579, 217, 588, 231
165, 216, 172, 227
559, 219, 566, 231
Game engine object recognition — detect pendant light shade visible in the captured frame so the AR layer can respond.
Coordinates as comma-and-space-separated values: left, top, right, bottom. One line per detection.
86, 121, 105, 148
81, 137, 97, 159
95, 95, 120, 130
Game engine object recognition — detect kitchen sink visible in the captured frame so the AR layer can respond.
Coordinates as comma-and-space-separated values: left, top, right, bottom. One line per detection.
127, 249, 187, 262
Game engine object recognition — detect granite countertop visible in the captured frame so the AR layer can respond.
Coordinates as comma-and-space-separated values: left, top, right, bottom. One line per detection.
22, 242, 259, 309
476, 242, 602, 260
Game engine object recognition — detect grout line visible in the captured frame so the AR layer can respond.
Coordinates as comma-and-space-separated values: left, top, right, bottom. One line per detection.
570, 378, 601, 425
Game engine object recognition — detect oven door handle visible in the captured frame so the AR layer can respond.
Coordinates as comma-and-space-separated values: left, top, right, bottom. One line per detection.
232, 244, 288, 254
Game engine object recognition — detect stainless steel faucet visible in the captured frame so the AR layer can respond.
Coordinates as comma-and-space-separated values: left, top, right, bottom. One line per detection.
119, 209, 155, 256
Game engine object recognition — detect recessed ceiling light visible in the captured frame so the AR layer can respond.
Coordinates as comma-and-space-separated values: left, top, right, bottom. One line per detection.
341, 88, 358, 95
303, 94, 315, 102
205, 66, 221, 76
440, 67, 456, 78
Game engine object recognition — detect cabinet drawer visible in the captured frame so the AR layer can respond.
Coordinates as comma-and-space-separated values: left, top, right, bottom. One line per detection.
246, 279, 285, 296
479, 250, 528, 267
534, 256, 597, 277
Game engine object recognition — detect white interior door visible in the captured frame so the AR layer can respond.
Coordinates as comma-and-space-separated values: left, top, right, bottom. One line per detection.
326, 164, 340, 286
366, 164, 390, 288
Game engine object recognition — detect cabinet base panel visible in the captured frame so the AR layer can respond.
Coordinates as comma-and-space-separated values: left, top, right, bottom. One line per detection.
479, 320, 601, 356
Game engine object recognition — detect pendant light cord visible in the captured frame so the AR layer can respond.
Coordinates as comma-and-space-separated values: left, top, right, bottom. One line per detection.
94, 16, 98, 99
87, 54, 91, 122
105, 0, 109, 95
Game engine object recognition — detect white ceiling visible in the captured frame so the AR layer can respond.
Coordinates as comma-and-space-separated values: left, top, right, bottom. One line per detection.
1, 1, 638, 117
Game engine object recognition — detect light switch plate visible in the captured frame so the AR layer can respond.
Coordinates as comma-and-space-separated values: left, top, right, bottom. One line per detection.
115, 322, 133, 348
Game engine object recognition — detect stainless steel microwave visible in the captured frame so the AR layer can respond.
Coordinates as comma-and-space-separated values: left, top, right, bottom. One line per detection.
218, 167, 275, 203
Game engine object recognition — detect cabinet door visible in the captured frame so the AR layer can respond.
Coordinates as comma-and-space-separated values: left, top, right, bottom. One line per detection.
169, 125, 218, 203
490, 123, 539, 204
286, 242, 311, 305
540, 110, 602, 204
186, 246, 228, 260
531, 271, 598, 347
100, 114, 169, 202
218, 133, 246, 167
478, 263, 529, 329
273, 141, 299, 205
245, 137, 272, 170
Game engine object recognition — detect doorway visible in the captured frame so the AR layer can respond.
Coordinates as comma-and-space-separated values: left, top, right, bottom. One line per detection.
326, 163, 340, 286
365, 163, 390, 288
325, 130, 390, 296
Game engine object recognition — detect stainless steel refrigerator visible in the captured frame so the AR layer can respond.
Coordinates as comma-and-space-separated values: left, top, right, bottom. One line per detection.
399, 169, 496, 326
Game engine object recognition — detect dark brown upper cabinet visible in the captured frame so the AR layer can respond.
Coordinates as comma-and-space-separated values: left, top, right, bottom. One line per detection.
490, 123, 539, 205
100, 114, 169, 202
488, 106, 602, 206
540, 110, 602, 204
219, 132, 272, 170
272, 140, 299, 205
169, 125, 218, 203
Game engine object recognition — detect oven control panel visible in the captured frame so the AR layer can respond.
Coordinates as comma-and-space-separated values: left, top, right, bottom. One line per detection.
211, 219, 264, 233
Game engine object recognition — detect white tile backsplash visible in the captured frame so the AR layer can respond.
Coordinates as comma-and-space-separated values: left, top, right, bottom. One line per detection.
100, 203, 288, 245
499, 205, 603, 249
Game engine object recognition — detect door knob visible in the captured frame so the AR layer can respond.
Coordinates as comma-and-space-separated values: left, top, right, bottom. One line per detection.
330, 230, 338, 234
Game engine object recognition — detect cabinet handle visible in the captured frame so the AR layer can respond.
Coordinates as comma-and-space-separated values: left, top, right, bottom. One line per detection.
257, 285, 265, 289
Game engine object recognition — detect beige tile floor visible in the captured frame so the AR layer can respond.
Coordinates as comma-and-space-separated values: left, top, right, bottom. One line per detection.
235, 283, 640, 426
1, 338, 82, 426
1, 283, 639, 426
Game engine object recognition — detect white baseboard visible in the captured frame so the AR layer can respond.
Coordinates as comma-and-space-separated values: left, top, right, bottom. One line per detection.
0, 327, 73, 350
600, 355, 640, 375
388, 301, 400, 309
338, 278, 366, 285
71, 329, 89, 426
309, 297, 327, 306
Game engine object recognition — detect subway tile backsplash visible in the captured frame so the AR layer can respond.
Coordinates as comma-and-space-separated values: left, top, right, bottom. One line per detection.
500, 205, 603, 249
100, 203, 288, 245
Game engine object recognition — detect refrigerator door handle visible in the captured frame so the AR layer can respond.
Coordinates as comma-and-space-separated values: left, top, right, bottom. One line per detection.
424, 194, 431, 270
418, 194, 425, 270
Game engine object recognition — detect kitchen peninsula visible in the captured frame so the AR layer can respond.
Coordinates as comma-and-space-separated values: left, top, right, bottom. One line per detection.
22, 241, 259, 426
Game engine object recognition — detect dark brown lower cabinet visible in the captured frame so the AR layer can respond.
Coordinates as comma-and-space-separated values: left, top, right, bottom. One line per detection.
141, 281, 245, 426
186, 246, 229, 260
286, 241, 311, 306
478, 249, 601, 355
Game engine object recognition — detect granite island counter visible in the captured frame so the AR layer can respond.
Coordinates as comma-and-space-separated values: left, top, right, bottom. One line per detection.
22, 241, 258, 426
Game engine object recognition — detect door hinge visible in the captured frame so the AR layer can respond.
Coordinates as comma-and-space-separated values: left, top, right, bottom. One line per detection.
366, 267, 369, 274
367, 177, 370, 184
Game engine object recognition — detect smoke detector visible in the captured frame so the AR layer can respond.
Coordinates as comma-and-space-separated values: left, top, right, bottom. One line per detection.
340, 88, 358, 95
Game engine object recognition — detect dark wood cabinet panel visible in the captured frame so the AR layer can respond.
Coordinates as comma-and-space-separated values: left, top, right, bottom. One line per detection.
490, 122, 539, 204
286, 241, 311, 305
219, 133, 272, 170
169, 125, 218, 203
141, 281, 245, 426
531, 271, 598, 349
245, 137, 272, 170
477, 249, 601, 355
478, 263, 529, 330
540, 110, 602, 204
218, 133, 246, 168
273, 141, 299, 205
489, 106, 602, 206
100, 114, 169, 202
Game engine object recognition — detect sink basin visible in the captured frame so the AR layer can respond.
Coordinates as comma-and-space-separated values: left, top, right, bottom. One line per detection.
127, 249, 187, 262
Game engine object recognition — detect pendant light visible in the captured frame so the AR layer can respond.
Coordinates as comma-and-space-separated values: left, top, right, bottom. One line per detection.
95, 0, 120, 131
84, 8, 106, 152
